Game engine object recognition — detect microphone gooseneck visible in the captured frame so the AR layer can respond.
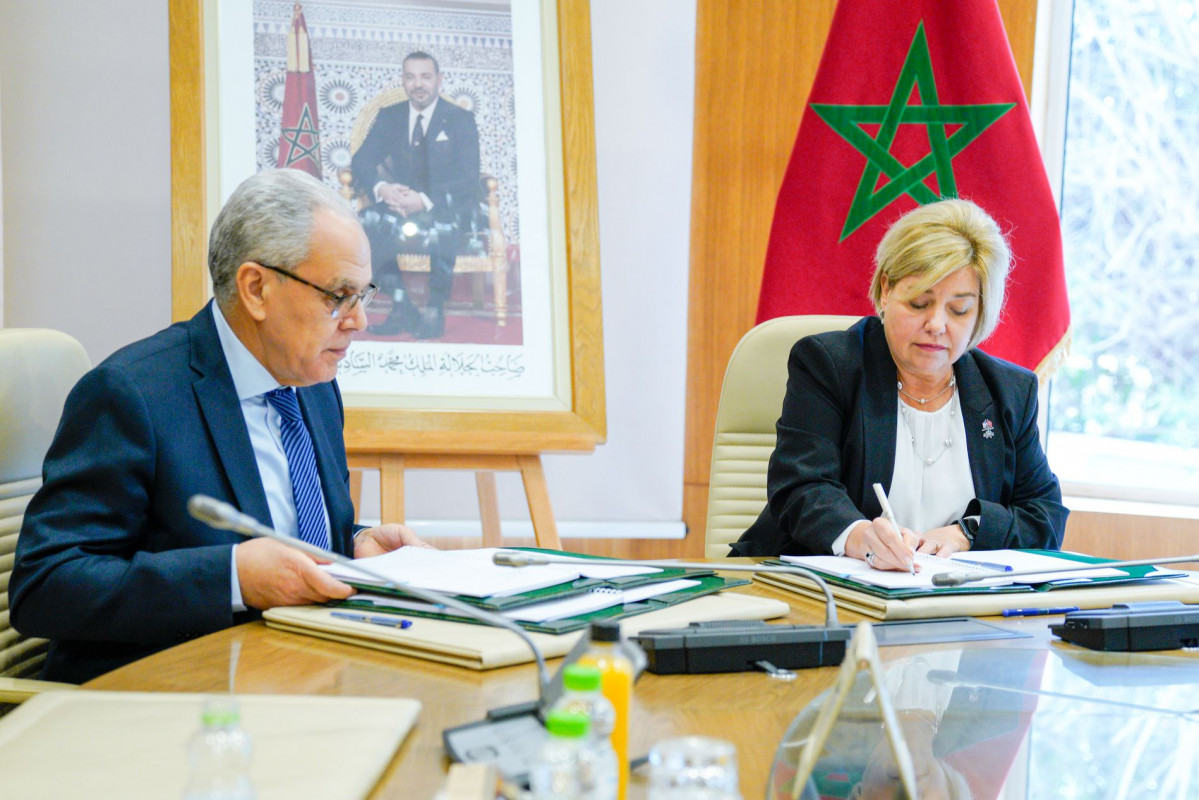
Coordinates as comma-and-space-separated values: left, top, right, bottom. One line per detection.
188, 494, 552, 697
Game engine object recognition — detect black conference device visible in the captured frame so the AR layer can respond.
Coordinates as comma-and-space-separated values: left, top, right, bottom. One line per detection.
633, 619, 851, 674
1050, 601, 1199, 652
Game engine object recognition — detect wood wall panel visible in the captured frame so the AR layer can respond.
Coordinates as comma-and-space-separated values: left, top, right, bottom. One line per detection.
1065, 511, 1199, 570
680, 0, 1041, 556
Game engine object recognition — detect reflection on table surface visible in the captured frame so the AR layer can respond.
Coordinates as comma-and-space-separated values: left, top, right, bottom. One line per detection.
84, 576, 1198, 800
770, 646, 1199, 799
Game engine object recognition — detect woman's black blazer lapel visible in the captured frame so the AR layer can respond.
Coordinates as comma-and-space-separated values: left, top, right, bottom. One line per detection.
954, 352, 1007, 505
858, 320, 899, 518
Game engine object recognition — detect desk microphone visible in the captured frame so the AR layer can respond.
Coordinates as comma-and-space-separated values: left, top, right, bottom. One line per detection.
186, 494, 551, 694
931, 553, 1199, 587
189, 494, 573, 785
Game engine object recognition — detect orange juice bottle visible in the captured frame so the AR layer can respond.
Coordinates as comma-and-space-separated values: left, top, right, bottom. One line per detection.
578, 620, 634, 800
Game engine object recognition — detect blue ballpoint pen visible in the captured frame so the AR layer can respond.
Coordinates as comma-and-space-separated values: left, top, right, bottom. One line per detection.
331, 610, 413, 629
955, 558, 1014, 572
1000, 606, 1079, 617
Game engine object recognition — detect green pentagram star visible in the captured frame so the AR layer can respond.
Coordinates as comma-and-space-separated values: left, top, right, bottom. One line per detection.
811, 22, 1015, 241
280, 103, 321, 167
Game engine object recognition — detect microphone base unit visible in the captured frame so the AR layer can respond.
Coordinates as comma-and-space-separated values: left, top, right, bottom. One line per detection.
633, 620, 850, 675
442, 704, 547, 787
1049, 602, 1199, 652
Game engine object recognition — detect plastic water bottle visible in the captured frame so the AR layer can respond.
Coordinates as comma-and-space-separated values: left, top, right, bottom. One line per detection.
530, 709, 591, 799
578, 620, 634, 800
182, 697, 255, 800
554, 664, 618, 799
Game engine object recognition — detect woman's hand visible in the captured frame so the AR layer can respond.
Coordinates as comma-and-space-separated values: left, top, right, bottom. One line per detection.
846, 518, 922, 572
914, 525, 971, 557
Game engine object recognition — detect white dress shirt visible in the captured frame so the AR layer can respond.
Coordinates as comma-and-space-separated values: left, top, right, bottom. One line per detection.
212, 303, 330, 610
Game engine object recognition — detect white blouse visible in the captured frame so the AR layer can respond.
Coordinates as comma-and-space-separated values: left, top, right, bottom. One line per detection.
831, 390, 974, 554
888, 390, 975, 533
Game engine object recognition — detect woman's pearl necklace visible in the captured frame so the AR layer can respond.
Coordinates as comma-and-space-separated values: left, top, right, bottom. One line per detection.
896, 375, 956, 405
898, 378, 957, 467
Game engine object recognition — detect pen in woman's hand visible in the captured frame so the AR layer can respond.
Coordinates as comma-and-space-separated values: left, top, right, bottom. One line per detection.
872, 482, 916, 574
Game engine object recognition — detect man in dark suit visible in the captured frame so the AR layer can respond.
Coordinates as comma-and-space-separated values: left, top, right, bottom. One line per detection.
11, 169, 429, 684
352, 51, 482, 340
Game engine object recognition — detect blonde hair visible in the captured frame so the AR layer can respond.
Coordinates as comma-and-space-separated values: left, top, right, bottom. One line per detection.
869, 199, 1010, 349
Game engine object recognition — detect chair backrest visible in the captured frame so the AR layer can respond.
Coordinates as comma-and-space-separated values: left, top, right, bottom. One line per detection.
704, 315, 860, 558
0, 329, 91, 680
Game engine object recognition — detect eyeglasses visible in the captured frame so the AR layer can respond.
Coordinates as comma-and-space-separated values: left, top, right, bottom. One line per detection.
257, 263, 378, 320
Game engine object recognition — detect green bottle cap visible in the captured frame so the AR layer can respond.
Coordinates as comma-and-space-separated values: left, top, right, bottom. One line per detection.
199, 698, 241, 727
545, 709, 590, 739
563, 663, 603, 693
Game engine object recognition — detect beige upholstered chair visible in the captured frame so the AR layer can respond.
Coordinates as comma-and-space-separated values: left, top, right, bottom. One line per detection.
704, 315, 860, 558
338, 87, 511, 325
1, 329, 91, 708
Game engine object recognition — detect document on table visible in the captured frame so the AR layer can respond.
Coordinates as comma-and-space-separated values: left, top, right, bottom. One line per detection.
323, 547, 660, 598
500, 579, 701, 622
780, 550, 1129, 590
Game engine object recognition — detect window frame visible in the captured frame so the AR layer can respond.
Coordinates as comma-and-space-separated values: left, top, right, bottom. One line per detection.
1032, 0, 1199, 508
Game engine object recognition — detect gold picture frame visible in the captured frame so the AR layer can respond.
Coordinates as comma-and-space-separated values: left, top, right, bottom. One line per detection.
168, 0, 605, 458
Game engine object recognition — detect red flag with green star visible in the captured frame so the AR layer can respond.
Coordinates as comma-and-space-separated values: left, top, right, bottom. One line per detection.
758, 0, 1069, 377
276, 3, 322, 179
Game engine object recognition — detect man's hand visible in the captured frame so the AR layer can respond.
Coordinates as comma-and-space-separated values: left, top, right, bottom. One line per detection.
386, 188, 426, 216
846, 518, 922, 572
914, 524, 971, 557
235, 538, 353, 610
377, 183, 413, 215
353, 523, 435, 559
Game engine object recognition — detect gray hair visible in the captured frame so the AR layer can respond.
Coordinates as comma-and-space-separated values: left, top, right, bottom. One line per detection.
869, 198, 1011, 349
207, 169, 358, 307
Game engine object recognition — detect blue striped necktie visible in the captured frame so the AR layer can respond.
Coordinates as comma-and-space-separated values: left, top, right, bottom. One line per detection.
264, 388, 329, 549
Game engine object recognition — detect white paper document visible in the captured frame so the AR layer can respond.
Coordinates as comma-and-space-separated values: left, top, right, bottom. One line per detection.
323, 547, 660, 598
501, 579, 701, 622
780, 549, 1127, 590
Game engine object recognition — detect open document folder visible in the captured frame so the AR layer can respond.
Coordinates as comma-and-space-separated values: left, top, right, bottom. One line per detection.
322, 547, 660, 599
316, 547, 746, 633
781, 550, 1142, 591
759, 549, 1199, 620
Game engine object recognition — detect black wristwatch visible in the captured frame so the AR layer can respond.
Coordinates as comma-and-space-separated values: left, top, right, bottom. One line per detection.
957, 516, 979, 547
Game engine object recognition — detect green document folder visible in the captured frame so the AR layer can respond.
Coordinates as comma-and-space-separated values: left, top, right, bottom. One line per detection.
763, 550, 1181, 601
333, 547, 745, 633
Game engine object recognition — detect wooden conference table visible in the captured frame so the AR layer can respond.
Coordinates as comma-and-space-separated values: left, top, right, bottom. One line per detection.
85, 564, 1198, 799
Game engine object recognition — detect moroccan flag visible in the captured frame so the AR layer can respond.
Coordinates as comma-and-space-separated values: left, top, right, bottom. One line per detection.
276, 3, 322, 178
758, 0, 1069, 377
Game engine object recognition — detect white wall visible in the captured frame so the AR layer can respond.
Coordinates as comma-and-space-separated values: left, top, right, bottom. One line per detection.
0, 73, 5, 325
400, 0, 697, 535
0, 0, 696, 537
0, 0, 171, 361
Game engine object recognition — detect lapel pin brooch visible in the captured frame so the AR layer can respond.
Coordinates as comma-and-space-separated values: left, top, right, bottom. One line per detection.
982, 419, 995, 439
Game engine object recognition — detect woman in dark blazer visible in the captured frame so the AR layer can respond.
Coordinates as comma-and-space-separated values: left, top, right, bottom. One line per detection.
733, 199, 1067, 568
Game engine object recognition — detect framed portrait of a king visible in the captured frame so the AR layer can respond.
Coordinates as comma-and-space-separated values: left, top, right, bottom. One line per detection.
170, 0, 605, 454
